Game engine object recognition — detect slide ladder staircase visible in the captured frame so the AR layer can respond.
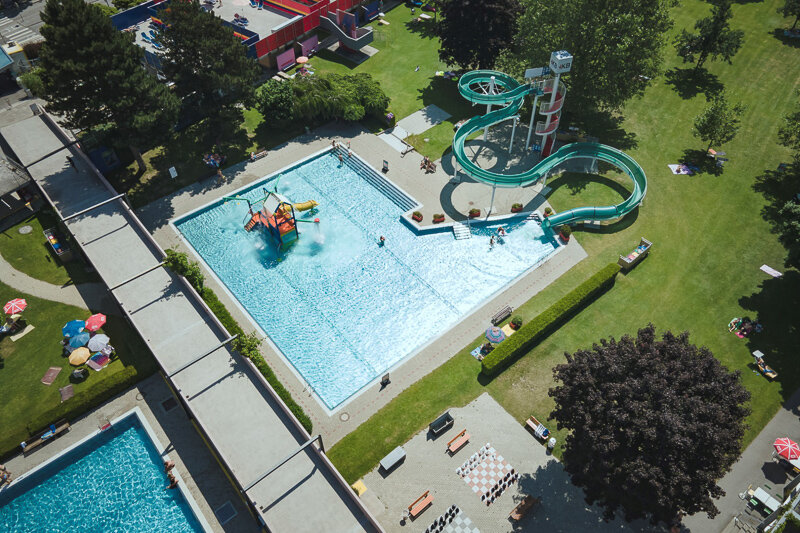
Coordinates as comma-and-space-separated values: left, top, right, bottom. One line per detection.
452, 70, 647, 228
244, 213, 260, 231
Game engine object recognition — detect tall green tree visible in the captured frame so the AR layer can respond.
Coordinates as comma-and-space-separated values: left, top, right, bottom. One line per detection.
674, 1, 744, 70
435, 0, 522, 70
693, 91, 746, 151
256, 79, 294, 123
39, 0, 179, 171
500, 0, 676, 110
779, 91, 800, 151
157, 0, 258, 139
779, 0, 800, 30
550, 324, 750, 526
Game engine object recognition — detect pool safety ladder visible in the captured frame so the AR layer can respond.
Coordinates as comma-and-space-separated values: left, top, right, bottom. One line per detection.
527, 212, 542, 224
453, 221, 472, 240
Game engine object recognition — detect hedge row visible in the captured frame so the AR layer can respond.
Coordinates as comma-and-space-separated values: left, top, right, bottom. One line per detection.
199, 287, 313, 433
481, 262, 622, 376
0, 366, 144, 461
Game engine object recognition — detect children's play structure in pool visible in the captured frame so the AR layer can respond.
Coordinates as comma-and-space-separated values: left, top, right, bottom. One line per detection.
224, 189, 318, 250
452, 51, 647, 229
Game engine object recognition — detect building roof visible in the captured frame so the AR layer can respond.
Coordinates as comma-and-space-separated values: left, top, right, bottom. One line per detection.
0, 154, 30, 197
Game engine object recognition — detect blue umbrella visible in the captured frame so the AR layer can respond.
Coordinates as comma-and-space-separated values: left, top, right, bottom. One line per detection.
486, 326, 506, 343
62, 320, 85, 338
68, 331, 90, 349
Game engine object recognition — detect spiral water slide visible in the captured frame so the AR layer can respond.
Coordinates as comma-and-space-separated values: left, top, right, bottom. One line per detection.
453, 70, 647, 228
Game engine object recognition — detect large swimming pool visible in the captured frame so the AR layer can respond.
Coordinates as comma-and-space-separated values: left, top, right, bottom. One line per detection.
0, 410, 207, 532
175, 150, 559, 409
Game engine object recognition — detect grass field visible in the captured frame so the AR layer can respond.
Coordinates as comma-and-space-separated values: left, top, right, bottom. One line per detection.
326, 0, 800, 484
0, 281, 156, 454
0, 210, 100, 286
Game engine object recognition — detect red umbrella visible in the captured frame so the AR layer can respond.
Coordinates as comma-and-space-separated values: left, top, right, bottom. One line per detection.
3, 298, 27, 314
85, 313, 107, 332
774, 437, 800, 460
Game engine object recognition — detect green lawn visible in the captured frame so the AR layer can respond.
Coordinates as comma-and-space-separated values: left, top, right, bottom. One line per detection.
0, 209, 100, 286
0, 281, 157, 454
328, 0, 800, 484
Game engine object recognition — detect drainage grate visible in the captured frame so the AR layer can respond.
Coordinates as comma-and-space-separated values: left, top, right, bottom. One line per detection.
160, 396, 178, 413
214, 501, 237, 525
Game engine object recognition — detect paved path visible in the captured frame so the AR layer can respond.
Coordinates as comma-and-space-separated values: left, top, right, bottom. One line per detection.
0, 249, 115, 312
395, 104, 452, 136
683, 388, 800, 532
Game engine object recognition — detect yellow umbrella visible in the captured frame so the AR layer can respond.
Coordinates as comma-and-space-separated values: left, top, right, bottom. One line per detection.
69, 347, 91, 366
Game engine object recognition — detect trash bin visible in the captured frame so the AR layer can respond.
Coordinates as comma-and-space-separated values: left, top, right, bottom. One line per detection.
547, 437, 556, 451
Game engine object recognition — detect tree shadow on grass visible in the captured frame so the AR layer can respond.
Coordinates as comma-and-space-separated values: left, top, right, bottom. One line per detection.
739, 271, 800, 402
404, 18, 437, 40
315, 49, 360, 70
772, 28, 800, 48
567, 108, 638, 151
680, 148, 724, 176
752, 161, 799, 236
664, 67, 724, 100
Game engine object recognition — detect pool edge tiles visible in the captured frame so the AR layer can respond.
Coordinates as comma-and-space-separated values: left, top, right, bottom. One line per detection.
172, 148, 562, 412
0, 406, 213, 533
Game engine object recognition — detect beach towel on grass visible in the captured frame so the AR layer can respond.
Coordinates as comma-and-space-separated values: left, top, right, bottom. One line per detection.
59, 385, 74, 403
87, 353, 110, 371
41, 367, 61, 385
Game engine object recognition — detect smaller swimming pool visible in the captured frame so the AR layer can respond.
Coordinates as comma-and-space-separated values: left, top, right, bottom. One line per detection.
0, 408, 210, 532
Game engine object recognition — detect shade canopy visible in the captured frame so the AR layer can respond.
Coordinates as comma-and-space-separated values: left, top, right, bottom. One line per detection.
85, 313, 106, 332
69, 347, 91, 366
62, 320, 85, 338
87, 334, 110, 352
68, 332, 90, 349
775, 437, 800, 461
3, 298, 26, 314
485, 326, 506, 343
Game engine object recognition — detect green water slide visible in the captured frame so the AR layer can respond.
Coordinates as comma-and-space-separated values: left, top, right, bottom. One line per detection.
453, 70, 647, 228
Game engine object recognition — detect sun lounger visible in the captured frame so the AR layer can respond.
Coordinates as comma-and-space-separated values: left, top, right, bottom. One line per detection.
491, 305, 512, 326
753, 350, 778, 380
408, 490, 433, 518
761, 265, 783, 278
510, 495, 540, 521
447, 429, 469, 454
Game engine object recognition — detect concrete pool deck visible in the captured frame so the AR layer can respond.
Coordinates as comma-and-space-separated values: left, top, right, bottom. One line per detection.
361, 393, 656, 533
2, 374, 257, 533
139, 121, 588, 444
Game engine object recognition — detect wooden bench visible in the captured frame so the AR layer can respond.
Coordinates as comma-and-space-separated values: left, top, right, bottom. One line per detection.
22, 419, 70, 455
447, 429, 470, 454
509, 495, 540, 521
491, 305, 512, 326
525, 415, 550, 440
408, 490, 433, 518
249, 149, 268, 161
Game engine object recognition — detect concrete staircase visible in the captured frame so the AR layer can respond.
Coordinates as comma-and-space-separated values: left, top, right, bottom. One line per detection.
453, 221, 472, 240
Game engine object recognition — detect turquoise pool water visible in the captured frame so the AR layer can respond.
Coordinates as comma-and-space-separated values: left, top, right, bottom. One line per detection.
0, 414, 204, 532
175, 150, 559, 408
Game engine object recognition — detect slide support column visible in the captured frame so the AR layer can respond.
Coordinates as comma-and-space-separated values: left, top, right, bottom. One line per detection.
508, 116, 518, 154
525, 94, 539, 150
483, 76, 496, 141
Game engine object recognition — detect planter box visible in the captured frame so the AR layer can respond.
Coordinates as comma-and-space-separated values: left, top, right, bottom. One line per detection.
511, 207, 523, 213
412, 214, 423, 222
469, 211, 480, 218
433, 217, 445, 224
559, 232, 570, 242
618, 237, 652, 270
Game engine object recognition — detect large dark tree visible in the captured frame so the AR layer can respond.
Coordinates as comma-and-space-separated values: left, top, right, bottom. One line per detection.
550, 324, 750, 526
500, 0, 676, 110
39, 0, 179, 171
435, 0, 522, 70
158, 0, 258, 138
779, 91, 800, 151
674, 1, 744, 70
779, 0, 800, 30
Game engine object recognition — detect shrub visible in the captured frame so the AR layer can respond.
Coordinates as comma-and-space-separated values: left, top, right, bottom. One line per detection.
412, 211, 423, 220
112, 0, 141, 10
433, 213, 445, 222
21, 41, 44, 60
292, 73, 389, 123
512, 202, 523, 210
469, 208, 480, 216
18, 68, 45, 98
481, 263, 621, 376
511, 316, 523, 329
544, 206, 553, 215
559, 225, 572, 238
164, 248, 205, 290
93, 3, 118, 16
256, 79, 294, 122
